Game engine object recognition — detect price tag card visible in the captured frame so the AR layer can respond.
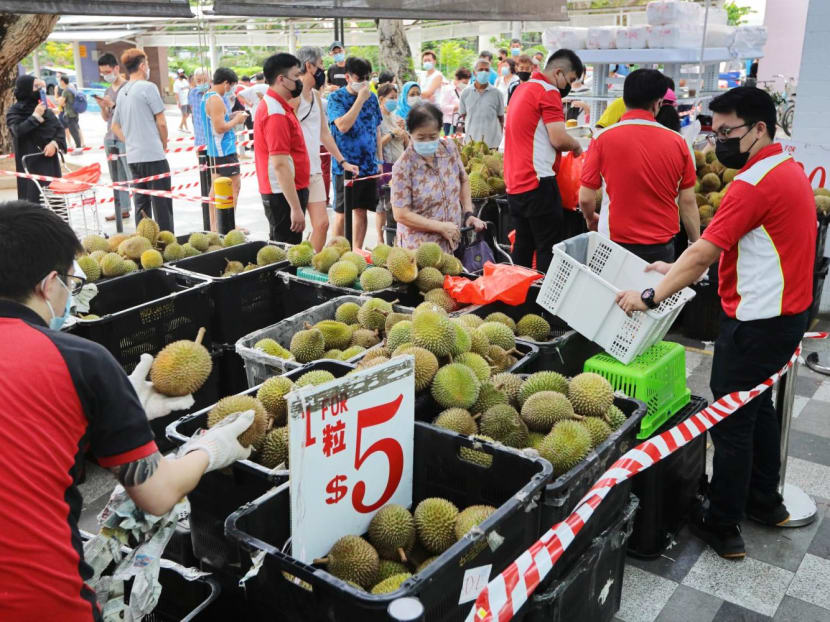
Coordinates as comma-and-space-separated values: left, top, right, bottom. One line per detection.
287, 356, 415, 564
458, 564, 492, 605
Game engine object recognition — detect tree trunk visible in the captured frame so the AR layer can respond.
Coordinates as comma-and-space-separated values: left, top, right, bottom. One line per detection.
377, 19, 415, 85
0, 13, 59, 153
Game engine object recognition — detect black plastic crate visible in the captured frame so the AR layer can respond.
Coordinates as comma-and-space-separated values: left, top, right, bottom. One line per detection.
275, 265, 422, 316
516, 495, 639, 622
535, 395, 647, 578
809, 257, 829, 325
816, 215, 829, 266
69, 268, 213, 372
681, 263, 722, 342
165, 360, 355, 576
628, 395, 709, 559
224, 423, 552, 622
169, 241, 290, 343
80, 531, 219, 621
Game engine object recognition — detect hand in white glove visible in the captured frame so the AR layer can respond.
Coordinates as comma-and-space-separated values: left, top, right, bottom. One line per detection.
183, 410, 255, 471
73, 282, 98, 313
128, 353, 195, 420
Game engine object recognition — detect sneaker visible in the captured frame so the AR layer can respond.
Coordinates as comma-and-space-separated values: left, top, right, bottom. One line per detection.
746, 491, 790, 526
689, 513, 746, 559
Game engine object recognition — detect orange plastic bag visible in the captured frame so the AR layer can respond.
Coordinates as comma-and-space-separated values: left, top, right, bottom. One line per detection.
444, 262, 543, 306
556, 151, 585, 211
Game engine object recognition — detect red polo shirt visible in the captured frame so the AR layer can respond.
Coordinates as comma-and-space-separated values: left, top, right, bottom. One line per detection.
503, 71, 566, 195
580, 109, 696, 245
254, 88, 310, 195
702, 143, 816, 320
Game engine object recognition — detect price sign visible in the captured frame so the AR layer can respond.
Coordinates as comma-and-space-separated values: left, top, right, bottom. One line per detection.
286, 356, 415, 564
779, 139, 830, 190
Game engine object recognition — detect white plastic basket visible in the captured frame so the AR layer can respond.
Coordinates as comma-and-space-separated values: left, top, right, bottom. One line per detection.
536, 232, 695, 364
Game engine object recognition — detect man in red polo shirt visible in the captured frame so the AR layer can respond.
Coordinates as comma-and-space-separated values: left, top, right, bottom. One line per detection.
579, 68, 700, 263
617, 87, 816, 560
0, 201, 255, 620
255, 52, 311, 243
503, 48, 585, 273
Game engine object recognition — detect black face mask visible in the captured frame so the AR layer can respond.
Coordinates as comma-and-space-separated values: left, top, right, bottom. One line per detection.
556, 72, 572, 98
313, 67, 325, 90
715, 124, 758, 169
517, 71, 531, 82
288, 77, 303, 98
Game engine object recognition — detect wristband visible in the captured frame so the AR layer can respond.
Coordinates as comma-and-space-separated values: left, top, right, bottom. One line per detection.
462, 211, 474, 223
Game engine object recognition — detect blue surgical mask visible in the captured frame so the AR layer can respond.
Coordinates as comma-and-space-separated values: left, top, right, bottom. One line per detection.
196, 82, 209, 92
511, 47, 521, 56
423, 61, 434, 71
334, 52, 345, 63
385, 99, 398, 112
475, 71, 490, 85
500, 66, 509, 76
413, 139, 439, 157
45, 277, 72, 331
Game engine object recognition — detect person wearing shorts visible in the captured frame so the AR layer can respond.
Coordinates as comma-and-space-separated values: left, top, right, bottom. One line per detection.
326, 56, 383, 249
296, 46, 359, 251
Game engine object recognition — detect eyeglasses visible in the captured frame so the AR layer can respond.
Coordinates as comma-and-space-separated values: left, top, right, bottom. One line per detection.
58, 273, 87, 295
705, 122, 754, 145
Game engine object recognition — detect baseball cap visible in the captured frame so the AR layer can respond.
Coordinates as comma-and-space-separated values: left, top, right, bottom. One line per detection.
663, 88, 677, 107
330, 41, 344, 52
177, 68, 185, 75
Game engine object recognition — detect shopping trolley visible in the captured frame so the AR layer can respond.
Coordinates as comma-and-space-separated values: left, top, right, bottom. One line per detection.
22, 152, 103, 237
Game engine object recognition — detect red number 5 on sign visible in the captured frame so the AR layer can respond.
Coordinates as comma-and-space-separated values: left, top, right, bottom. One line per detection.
286, 357, 415, 564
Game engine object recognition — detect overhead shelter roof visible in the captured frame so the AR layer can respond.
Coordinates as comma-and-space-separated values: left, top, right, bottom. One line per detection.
0, 0, 193, 17
211, 0, 568, 21
48, 29, 146, 42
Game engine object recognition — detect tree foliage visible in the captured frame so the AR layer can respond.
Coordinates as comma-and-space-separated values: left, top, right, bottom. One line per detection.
723, 2, 755, 26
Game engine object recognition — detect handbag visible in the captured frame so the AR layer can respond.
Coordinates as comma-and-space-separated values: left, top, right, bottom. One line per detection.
458, 229, 495, 273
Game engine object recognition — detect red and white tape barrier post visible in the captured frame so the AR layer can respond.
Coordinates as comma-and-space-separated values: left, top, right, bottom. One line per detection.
468, 333, 828, 622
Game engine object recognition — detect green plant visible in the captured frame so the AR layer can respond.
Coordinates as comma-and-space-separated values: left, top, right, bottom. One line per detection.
723, 2, 755, 26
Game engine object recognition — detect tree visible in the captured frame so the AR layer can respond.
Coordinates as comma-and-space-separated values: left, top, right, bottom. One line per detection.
377, 19, 415, 84
0, 13, 59, 153
723, 2, 755, 26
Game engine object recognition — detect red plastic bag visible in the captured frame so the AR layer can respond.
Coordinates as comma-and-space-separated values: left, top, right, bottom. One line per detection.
556, 151, 585, 211
444, 262, 543, 306
354, 247, 372, 263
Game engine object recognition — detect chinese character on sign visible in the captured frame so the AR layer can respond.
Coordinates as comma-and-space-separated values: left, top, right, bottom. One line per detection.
322, 420, 346, 457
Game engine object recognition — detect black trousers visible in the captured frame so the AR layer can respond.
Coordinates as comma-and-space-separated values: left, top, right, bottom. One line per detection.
618, 240, 676, 264
707, 310, 808, 525
262, 189, 310, 244
507, 176, 564, 273
128, 159, 174, 232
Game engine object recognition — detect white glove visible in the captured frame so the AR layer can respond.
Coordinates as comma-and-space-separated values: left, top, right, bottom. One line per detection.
183, 410, 255, 471
74, 282, 98, 313
128, 353, 196, 420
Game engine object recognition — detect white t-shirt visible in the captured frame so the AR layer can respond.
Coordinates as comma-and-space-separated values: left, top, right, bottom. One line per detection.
238, 83, 268, 108
419, 70, 444, 103
174, 78, 190, 106
297, 90, 327, 176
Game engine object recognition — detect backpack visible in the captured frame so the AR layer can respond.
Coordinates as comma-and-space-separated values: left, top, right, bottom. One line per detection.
69, 86, 88, 114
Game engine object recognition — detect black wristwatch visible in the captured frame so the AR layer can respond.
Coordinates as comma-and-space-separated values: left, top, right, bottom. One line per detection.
641, 288, 658, 310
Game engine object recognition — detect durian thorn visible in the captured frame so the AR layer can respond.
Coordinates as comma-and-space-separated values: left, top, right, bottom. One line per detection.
397, 547, 408, 563
572, 413, 586, 421
312, 557, 329, 565
195, 327, 206, 346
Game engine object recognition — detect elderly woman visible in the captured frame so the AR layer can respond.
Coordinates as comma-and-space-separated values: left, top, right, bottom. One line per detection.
6, 75, 66, 204
390, 102, 485, 252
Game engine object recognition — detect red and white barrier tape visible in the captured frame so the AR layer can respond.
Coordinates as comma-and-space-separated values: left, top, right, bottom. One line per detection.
469, 332, 828, 622
343, 171, 392, 187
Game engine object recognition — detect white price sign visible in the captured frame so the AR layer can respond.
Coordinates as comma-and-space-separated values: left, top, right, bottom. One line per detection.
779, 139, 830, 189
286, 356, 415, 564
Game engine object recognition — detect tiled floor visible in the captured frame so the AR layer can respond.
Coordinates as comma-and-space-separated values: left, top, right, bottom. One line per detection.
615, 318, 830, 622
77, 319, 830, 621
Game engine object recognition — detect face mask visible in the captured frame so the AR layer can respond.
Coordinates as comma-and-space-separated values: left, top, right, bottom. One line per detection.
196, 82, 209, 92
350, 81, 366, 92
288, 77, 303, 98
457, 81, 469, 90
412, 139, 439, 157
102, 72, 116, 83
334, 53, 345, 63
715, 125, 758, 169
385, 99, 398, 112
475, 71, 489, 85
556, 72, 571, 97
517, 71, 531, 82
313, 67, 325, 90
407, 95, 420, 106
500, 66, 509, 77
423, 61, 434, 71
511, 47, 521, 56
44, 277, 72, 331
145, 66, 151, 81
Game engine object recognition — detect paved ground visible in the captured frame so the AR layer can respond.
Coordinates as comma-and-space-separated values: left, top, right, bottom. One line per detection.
25, 106, 830, 621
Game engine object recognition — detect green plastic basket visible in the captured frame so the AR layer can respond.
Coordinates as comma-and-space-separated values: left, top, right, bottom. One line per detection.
584, 341, 691, 439
295, 266, 363, 290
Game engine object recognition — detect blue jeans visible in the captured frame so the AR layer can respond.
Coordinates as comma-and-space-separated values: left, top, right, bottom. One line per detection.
104, 137, 130, 214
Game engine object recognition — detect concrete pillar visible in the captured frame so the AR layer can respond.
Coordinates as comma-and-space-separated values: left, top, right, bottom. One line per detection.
477, 33, 489, 55
288, 21, 296, 55
32, 48, 41, 79
208, 26, 219, 75
409, 27, 422, 72
72, 40, 84, 87
791, 0, 830, 145
511, 21, 521, 40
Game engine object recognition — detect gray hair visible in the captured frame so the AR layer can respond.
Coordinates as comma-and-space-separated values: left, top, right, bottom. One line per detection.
296, 46, 323, 74
193, 67, 206, 77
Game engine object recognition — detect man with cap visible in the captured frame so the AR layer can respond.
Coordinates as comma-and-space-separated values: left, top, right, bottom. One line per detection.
327, 42, 348, 92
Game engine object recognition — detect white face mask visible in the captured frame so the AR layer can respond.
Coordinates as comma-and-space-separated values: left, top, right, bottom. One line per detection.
102, 72, 116, 83
350, 80, 366, 92
407, 96, 421, 106
144, 65, 151, 80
